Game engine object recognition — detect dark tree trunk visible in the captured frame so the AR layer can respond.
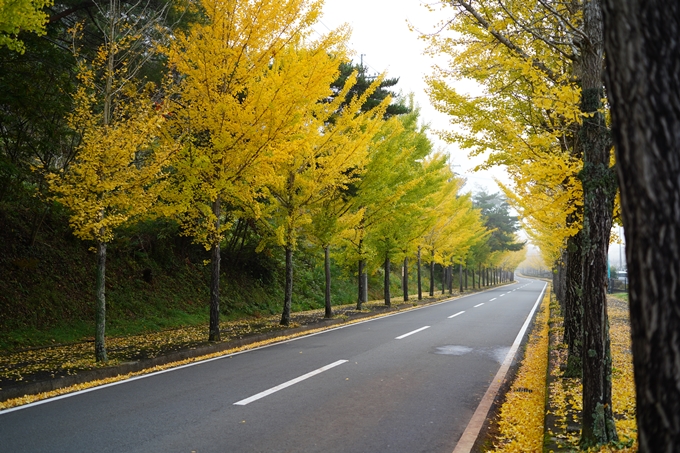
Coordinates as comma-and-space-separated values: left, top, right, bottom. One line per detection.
601, 1, 680, 450
479, 264, 483, 287
357, 259, 366, 310
553, 251, 567, 309
564, 233, 584, 377
471, 269, 475, 290
442, 265, 446, 294
464, 267, 468, 290
324, 245, 332, 319
448, 265, 453, 294
280, 246, 294, 326
429, 260, 435, 297
578, 0, 618, 445
363, 272, 368, 304
209, 198, 221, 341
95, 239, 107, 362
459, 264, 463, 293
384, 254, 391, 306
417, 247, 422, 300
403, 256, 409, 302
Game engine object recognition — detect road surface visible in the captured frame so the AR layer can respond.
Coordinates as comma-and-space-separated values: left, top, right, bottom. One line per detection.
0, 277, 546, 453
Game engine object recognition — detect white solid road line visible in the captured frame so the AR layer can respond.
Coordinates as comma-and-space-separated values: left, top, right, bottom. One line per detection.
395, 326, 431, 340
233, 360, 348, 406
448, 311, 465, 319
473, 303, 484, 308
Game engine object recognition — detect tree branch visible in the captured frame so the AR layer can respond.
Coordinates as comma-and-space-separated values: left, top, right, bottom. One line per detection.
452, 0, 564, 83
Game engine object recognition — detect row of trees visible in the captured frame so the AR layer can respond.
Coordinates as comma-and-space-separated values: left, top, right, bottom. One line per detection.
423, 0, 680, 451
1, 0, 525, 363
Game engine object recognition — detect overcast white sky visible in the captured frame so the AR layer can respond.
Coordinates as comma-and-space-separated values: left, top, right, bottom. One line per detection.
318, 0, 510, 194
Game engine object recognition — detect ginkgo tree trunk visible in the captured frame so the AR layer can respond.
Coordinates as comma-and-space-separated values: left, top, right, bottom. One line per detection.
601, 1, 680, 450
48, 0, 171, 362
164, 0, 345, 341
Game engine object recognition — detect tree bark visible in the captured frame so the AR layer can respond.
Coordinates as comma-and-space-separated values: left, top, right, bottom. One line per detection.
553, 251, 567, 309
578, 0, 618, 445
363, 271, 368, 304
280, 245, 294, 326
402, 256, 409, 302
95, 240, 107, 362
417, 247, 422, 300
601, 1, 680, 450
459, 264, 463, 293
441, 265, 446, 294
357, 259, 366, 310
429, 259, 435, 297
564, 233, 584, 377
384, 254, 391, 306
448, 265, 453, 294
209, 198, 221, 341
324, 245, 332, 319
464, 267, 468, 290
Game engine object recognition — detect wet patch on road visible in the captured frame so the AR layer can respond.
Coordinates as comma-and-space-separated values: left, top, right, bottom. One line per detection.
433, 345, 473, 356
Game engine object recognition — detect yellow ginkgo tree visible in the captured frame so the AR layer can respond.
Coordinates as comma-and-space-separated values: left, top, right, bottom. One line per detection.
264, 56, 388, 325
163, 0, 356, 340
0, 0, 52, 53
48, 2, 172, 362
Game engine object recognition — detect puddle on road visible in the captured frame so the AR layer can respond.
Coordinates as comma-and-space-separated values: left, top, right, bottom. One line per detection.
434, 345, 473, 356
486, 346, 511, 364
433, 345, 511, 364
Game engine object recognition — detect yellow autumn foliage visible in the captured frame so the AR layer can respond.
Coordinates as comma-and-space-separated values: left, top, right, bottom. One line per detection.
422, 0, 596, 263
0, 0, 52, 53
48, 48, 170, 244
162, 0, 346, 250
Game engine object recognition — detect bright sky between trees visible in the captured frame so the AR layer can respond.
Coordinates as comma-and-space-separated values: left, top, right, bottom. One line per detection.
318, 0, 510, 194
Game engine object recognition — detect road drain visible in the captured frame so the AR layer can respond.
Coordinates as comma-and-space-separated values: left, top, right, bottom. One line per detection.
513, 387, 533, 393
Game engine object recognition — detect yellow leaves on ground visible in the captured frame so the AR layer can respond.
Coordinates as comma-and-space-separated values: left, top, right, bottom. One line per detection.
493, 289, 636, 452
606, 296, 637, 449
492, 287, 549, 453
546, 294, 636, 452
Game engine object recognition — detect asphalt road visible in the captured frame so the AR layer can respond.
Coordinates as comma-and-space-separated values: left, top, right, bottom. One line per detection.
0, 277, 546, 453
